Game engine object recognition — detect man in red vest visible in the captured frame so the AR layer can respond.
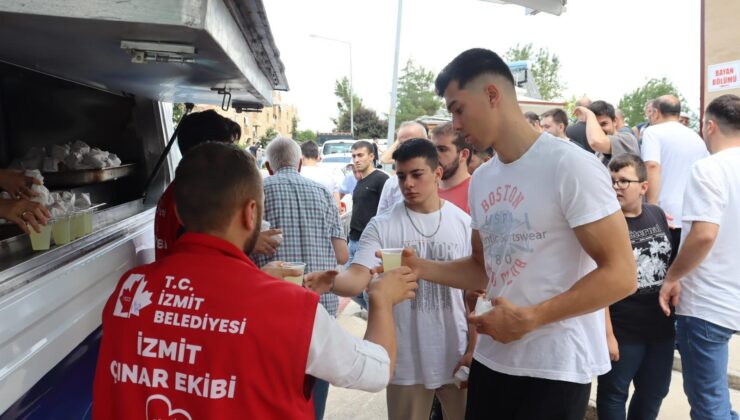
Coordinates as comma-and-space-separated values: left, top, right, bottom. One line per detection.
94, 142, 418, 419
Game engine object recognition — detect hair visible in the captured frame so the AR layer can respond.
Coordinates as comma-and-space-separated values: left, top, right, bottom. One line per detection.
300, 140, 320, 160
575, 97, 592, 107
523, 111, 540, 125
228, 120, 242, 142
174, 142, 260, 233
589, 100, 616, 120
430, 122, 470, 153
615, 108, 626, 120
467, 146, 494, 165
392, 138, 439, 169
654, 95, 681, 117
608, 153, 647, 182
705, 94, 740, 134
435, 48, 515, 96
177, 110, 235, 154
265, 136, 302, 169
541, 108, 569, 128
399, 120, 429, 139
351, 140, 375, 156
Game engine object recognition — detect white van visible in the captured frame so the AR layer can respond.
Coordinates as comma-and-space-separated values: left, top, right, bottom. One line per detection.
0, 1, 286, 417
321, 139, 356, 156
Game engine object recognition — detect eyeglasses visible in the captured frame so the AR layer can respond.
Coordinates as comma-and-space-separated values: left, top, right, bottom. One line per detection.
612, 178, 643, 189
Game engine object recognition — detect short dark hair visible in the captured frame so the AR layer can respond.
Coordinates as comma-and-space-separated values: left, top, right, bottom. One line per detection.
654, 96, 681, 117
174, 142, 261, 233
523, 112, 540, 125
541, 108, 569, 128
392, 138, 439, 170
435, 48, 515, 96
228, 120, 242, 142
300, 140, 320, 159
467, 147, 494, 165
589, 100, 616, 120
705, 94, 740, 134
608, 153, 647, 182
177, 110, 235, 154
431, 122, 470, 153
351, 140, 374, 157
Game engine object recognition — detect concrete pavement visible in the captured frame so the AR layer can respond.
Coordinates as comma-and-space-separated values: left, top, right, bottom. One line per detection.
325, 300, 740, 420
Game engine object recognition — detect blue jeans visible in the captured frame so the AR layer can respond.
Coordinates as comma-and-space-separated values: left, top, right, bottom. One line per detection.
313, 378, 330, 420
346, 239, 368, 310
676, 315, 739, 420
596, 338, 674, 420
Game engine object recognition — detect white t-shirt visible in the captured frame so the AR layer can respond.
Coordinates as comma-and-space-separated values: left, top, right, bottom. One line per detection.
353, 201, 471, 388
641, 121, 709, 225
469, 133, 620, 384
376, 176, 403, 214
301, 165, 338, 194
306, 303, 390, 392
676, 147, 740, 331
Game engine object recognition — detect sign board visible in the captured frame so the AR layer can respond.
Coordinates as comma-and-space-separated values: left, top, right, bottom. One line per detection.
708, 60, 740, 92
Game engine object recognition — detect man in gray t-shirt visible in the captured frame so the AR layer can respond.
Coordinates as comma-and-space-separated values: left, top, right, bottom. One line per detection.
575, 100, 640, 166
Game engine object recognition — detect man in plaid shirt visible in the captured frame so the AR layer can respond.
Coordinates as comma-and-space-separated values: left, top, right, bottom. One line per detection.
251, 136, 348, 419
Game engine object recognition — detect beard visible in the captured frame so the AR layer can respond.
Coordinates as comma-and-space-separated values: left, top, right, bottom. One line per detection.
243, 206, 263, 254
441, 158, 460, 180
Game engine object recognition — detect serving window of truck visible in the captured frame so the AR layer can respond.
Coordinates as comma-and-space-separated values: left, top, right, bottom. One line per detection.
0, 1, 287, 417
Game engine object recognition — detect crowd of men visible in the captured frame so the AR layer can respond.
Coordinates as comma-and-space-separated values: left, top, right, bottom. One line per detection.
91, 48, 739, 420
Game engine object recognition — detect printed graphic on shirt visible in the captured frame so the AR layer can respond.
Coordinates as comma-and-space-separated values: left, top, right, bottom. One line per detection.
630, 226, 671, 293
146, 394, 192, 420
405, 239, 464, 313
114, 274, 154, 318
478, 186, 547, 290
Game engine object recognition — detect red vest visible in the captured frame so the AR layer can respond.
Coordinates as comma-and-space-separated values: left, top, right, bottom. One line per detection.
154, 183, 182, 260
93, 233, 319, 419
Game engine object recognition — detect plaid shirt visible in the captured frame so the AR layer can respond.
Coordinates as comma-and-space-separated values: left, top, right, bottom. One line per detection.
252, 167, 343, 316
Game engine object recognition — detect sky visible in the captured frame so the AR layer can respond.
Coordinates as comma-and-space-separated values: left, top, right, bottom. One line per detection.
263, 0, 701, 134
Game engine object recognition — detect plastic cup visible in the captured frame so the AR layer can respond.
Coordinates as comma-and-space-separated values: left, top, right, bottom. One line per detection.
70, 210, 86, 239
381, 248, 404, 271
29, 223, 52, 251
51, 215, 71, 245
281, 262, 306, 286
82, 209, 94, 235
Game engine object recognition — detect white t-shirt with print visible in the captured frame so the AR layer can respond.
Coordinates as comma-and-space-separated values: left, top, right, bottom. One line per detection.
353, 200, 471, 388
469, 133, 620, 384
640, 121, 709, 225
676, 147, 740, 331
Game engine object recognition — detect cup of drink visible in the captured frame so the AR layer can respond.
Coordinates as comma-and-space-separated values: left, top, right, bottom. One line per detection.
70, 210, 86, 240
51, 215, 71, 245
28, 222, 53, 251
82, 208, 94, 235
380, 248, 404, 271
281, 262, 306, 286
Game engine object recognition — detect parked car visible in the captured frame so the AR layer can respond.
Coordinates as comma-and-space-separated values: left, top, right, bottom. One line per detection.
321, 139, 356, 156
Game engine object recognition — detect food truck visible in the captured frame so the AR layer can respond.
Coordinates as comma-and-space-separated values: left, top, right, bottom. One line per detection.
0, 1, 287, 417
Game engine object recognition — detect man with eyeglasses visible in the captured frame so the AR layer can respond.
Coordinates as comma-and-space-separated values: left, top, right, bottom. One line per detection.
597, 153, 674, 420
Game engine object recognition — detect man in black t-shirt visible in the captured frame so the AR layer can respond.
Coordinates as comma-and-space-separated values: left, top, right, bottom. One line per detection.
597, 154, 674, 420
347, 141, 388, 309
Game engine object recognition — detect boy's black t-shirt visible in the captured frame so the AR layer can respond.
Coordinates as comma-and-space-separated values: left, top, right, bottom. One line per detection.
610, 204, 675, 342
349, 170, 389, 241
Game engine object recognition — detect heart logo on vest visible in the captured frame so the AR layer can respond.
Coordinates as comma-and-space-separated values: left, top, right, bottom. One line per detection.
146, 394, 192, 420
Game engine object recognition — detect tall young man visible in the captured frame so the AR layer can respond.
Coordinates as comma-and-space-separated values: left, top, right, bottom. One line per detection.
404, 48, 636, 420
307, 139, 472, 420
597, 154, 674, 420
659, 94, 740, 420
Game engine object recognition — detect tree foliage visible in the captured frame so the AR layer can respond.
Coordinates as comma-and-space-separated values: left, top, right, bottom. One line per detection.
505, 43, 565, 101
618, 77, 696, 128
332, 77, 362, 130
258, 128, 278, 149
294, 129, 317, 142
336, 106, 387, 139
394, 60, 444, 128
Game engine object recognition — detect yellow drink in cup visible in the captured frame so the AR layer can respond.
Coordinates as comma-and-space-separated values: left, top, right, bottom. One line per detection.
51, 215, 71, 245
282, 262, 306, 286
29, 223, 52, 251
71, 211, 86, 239
381, 248, 404, 271
82, 209, 93, 235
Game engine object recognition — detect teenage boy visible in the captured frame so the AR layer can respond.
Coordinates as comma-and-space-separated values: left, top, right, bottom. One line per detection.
597, 154, 674, 420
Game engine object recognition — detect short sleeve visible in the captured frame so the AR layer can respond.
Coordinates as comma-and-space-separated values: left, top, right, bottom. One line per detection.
376, 178, 395, 215
609, 133, 639, 158
557, 151, 621, 228
641, 128, 661, 163
352, 218, 383, 269
326, 190, 343, 239
340, 173, 354, 195
468, 172, 481, 230
682, 159, 726, 225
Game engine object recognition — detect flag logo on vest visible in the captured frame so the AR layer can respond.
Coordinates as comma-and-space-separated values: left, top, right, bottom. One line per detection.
146, 394, 192, 420
113, 273, 154, 318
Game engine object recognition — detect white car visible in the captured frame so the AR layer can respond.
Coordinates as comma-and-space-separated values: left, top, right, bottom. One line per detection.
321, 139, 356, 156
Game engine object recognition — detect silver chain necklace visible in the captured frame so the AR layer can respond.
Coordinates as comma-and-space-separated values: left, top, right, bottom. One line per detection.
404, 199, 443, 238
